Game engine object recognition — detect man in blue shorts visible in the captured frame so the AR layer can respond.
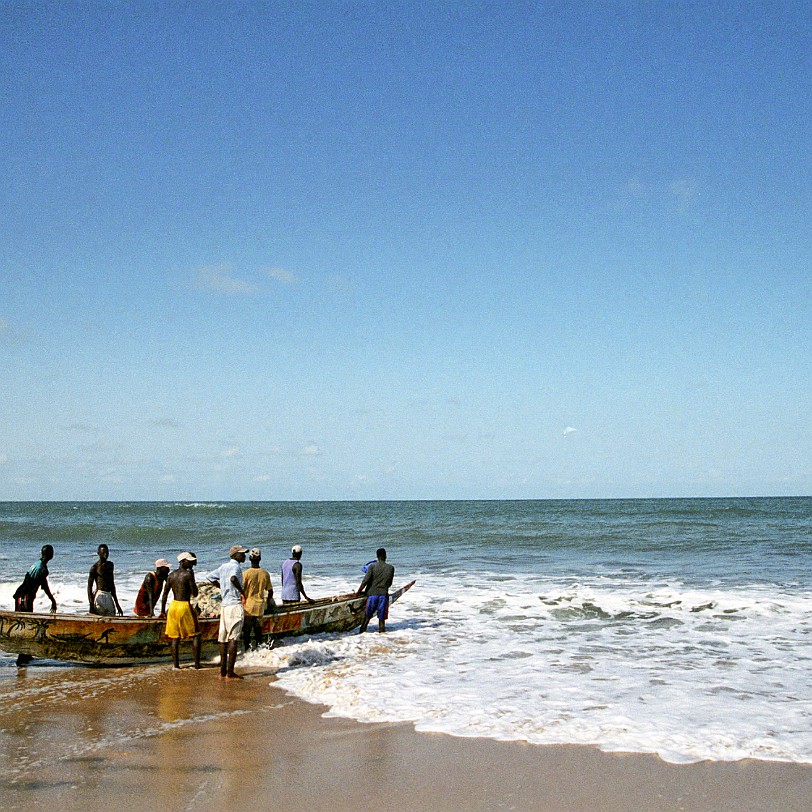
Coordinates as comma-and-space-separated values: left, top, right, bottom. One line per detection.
357, 547, 394, 634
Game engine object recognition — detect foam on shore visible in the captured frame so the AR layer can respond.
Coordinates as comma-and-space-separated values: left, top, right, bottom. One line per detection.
2, 661, 812, 812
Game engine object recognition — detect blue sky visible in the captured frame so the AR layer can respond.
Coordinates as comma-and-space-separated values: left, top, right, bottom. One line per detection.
1, 2, 809, 500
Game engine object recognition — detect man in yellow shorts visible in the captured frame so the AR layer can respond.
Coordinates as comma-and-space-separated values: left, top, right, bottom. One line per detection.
160, 551, 201, 669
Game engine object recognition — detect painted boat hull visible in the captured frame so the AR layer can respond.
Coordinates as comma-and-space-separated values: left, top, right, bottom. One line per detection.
0, 580, 415, 666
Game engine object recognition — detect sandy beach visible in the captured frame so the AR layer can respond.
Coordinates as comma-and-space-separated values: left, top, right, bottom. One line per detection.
1, 661, 810, 812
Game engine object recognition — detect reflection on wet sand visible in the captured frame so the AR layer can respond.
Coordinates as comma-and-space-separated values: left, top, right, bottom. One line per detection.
3, 659, 812, 812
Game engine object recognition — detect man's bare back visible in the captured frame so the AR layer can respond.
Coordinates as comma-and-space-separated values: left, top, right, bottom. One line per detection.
167, 567, 198, 602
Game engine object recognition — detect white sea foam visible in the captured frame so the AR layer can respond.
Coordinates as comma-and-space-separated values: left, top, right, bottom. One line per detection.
250, 572, 812, 765
3, 546, 812, 764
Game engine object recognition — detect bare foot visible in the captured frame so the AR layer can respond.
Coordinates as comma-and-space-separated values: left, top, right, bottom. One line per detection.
225, 673, 244, 680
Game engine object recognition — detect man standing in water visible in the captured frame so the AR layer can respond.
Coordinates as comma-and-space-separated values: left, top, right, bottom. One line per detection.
14, 544, 58, 614
13, 544, 58, 666
134, 558, 171, 617
281, 545, 314, 604
357, 547, 395, 633
242, 547, 274, 651
160, 552, 201, 669
206, 545, 248, 679
87, 544, 123, 616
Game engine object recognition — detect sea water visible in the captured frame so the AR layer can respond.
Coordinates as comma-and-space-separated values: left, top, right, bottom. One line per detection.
0, 498, 810, 765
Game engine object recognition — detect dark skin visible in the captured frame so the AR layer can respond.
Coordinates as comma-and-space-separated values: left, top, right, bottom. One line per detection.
160, 559, 201, 669
87, 544, 123, 615
283, 551, 314, 604
36, 545, 58, 613
249, 553, 275, 610
140, 566, 170, 616
243, 553, 275, 652
15, 545, 57, 666
219, 550, 246, 680
358, 550, 391, 634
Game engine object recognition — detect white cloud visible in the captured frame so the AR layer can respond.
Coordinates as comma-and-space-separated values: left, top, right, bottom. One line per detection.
0, 454, 9, 464
160, 474, 176, 483
263, 267, 299, 285
253, 474, 271, 482
194, 264, 260, 295
0, 317, 9, 333
563, 426, 578, 437
222, 447, 240, 458
299, 444, 322, 457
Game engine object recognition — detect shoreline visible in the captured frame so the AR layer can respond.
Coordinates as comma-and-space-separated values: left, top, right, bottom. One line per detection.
2, 662, 812, 811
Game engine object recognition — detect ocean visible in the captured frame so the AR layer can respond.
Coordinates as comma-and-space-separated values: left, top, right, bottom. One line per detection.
1, 498, 810, 765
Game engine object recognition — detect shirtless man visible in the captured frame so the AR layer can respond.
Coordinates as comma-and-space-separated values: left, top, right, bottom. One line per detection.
87, 544, 123, 616
160, 552, 201, 669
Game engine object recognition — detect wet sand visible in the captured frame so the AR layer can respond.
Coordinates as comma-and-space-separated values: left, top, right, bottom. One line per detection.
1, 661, 811, 811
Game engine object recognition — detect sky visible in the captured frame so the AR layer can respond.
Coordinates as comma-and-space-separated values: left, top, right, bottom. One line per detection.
1, 1, 810, 501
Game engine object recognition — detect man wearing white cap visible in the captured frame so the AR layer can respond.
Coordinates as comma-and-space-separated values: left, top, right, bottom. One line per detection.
134, 558, 171, 617
206, 545, 248, 679
160, 552, 201, 669
281, 545, 314, 604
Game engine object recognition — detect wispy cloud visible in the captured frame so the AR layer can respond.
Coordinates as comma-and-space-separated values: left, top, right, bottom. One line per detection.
0, 454, 9, 465
324, 274, 354, 294
0, 317, 9, 333
63, 423, 99, 434
299, 443, 323, 457
263, 267, 299, 285
194, 264, 260, 295
149, 417, 180, 429
563, 426, 578, 437
669, 177, 700, 207
222, 446, 240, 459
619, 176, 701, 211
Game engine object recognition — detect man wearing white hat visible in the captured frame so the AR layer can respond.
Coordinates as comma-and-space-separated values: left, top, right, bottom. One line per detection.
134, 558, 171, 617
160, 552, 201, 669
281, 544, 314, 604
206, 545, 248, 679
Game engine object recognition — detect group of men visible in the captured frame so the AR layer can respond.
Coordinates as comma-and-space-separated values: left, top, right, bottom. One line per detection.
143, 544, 293, 679
13, 542, 395, 675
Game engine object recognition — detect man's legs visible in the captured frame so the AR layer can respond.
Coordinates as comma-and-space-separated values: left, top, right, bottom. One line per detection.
15, 599, 34, 665
243, 615, 260, 651
377, 595, 388, 633
170, 638, 180, 668
225, 640, 242, 678
359, 598, 373, 633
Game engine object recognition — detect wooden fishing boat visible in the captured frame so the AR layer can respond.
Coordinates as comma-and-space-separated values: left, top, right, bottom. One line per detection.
0, 580, 415, 666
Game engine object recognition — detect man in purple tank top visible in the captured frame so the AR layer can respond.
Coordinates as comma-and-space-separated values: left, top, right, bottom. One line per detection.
281, 545, 314, 603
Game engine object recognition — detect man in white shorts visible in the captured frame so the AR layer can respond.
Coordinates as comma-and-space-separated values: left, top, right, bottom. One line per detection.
206, 544, 247, 679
